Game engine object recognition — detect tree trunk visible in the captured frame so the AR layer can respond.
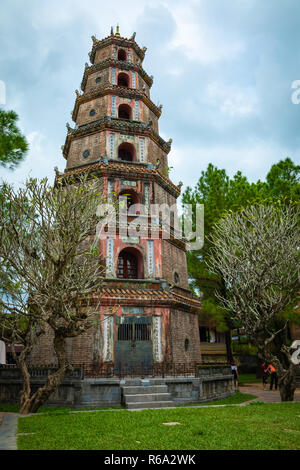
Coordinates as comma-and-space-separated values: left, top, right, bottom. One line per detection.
225, 330, 233, 363
279, 382, 295, 402
279, 369, 296, 402
19, 360, 33, 415
10, 343, 34, 415
18, 334, 69, 414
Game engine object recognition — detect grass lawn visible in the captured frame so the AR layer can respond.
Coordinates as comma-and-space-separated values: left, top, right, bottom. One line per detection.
238, 373, 260, 386
17, 402, 300, 450
0, 391, 256, 414
0, 404, 123, 414
176, 391, 257, 406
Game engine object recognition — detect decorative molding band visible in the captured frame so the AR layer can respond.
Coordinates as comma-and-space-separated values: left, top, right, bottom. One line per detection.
81, 58, 153, 91
63, 117, 170, 157
72, 85, 161, 122
89, 35, 146, 65
59, 160, 181, 197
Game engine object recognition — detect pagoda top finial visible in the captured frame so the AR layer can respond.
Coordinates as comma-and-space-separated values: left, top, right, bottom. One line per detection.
115, 24, 120, 37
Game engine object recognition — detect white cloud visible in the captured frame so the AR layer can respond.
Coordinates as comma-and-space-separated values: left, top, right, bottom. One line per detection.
30, 0, 154, 36
169, 140, 297, 191
0, 131, 60, 188
206, 81, 258, 117
164, 3, 245, 64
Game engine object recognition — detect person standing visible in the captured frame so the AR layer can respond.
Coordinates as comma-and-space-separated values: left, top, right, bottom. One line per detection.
230, 361, 239, 389
267, 364, 278, 391
261, 362, 268, 390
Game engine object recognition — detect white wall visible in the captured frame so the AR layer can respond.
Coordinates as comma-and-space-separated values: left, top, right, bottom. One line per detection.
0, 341, 6, 364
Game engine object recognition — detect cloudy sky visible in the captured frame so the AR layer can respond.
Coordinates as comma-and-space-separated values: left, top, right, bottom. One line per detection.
1, 0, 300, 190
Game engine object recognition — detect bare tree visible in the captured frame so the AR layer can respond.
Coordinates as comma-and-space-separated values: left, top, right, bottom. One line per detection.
0, 175, 107, 414
207, 204, 299, 401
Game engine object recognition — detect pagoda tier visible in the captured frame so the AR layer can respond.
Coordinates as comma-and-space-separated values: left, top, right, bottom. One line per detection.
31, 29, 202, 370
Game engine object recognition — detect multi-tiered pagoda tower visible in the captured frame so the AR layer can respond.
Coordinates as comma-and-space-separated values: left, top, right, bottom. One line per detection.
35, 28, 202, 371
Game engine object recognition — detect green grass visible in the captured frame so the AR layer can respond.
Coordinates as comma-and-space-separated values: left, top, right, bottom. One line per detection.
177, 391, 257, 406
17, 403, 300, 450
0, 391, 255, 414
238, 373, 260, 385
0, 404, 20, 413
0, 404, 122, 414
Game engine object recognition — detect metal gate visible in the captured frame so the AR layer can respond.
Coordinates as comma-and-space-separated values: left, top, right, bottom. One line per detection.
114, 316, 153, 374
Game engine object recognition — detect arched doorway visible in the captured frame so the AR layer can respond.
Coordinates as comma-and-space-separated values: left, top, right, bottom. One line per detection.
118, 72, 129, 87
118, 49, 127, 61
118, 142, 135, 161
117, 247, 143, 279
118, 104, 132, 120
119, 190, 140, 213
115, 247, 151, 373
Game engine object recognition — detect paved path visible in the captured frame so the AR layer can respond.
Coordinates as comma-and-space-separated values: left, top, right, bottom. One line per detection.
239, 382, 300, 403
0, 413, 18, 450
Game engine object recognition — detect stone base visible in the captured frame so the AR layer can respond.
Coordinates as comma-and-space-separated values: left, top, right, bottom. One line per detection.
0, 366, 235, 408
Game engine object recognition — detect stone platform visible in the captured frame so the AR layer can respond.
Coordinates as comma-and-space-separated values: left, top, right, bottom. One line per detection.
0, 365, 234, 409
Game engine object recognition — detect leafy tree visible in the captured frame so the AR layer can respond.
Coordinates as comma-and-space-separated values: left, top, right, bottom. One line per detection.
182, 158, 300, 360
265, 157, 300, 201
0, 175, 107, 414
208, 204, 299, 401
182, 164, 260, 359
0, 109, 28, 170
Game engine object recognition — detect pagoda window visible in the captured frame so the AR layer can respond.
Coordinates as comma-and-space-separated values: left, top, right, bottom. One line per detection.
118, 104, 132, 120
119, 190, 140, 213
118, 49, 127, 61
82, 149, 90, 159
117, 248, 143, 279
118, 142, 135, 162
118, 72, 129, 88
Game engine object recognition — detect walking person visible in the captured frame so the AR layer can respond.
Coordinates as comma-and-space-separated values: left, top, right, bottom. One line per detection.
230, 361, 239, 389
267, 364, 278, 391
261, 362, 269, 390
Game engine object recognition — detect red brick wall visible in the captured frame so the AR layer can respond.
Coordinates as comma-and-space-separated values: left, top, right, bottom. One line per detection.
66, 132, 106, 168
85, 68, 111, 92
148, 141, 168, 172
76, 96, 108, 126
161, 240, 189, 289
170, 309, 201, 363
94, 45, 113, 63
29, 322, 98, 366
153, 182, 176, 207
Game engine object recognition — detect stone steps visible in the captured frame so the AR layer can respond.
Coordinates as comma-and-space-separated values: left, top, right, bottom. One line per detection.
126, 401, 175, 410
121, 382, 175, 410
122, 385, 168, 395
125, 393, 172, 403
